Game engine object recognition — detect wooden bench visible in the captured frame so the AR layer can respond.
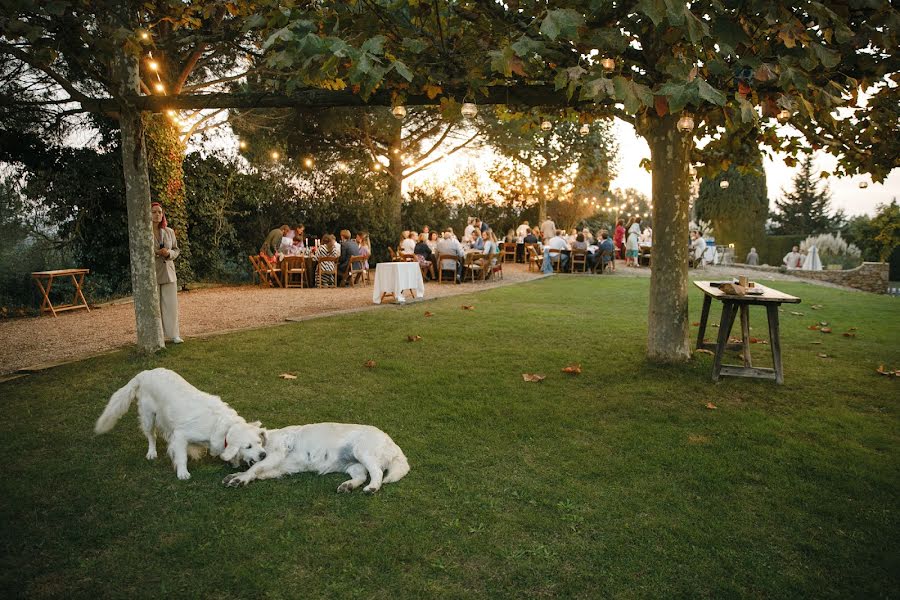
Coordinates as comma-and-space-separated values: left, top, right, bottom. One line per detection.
694, 281, 801, 384
32, 269, 91, 317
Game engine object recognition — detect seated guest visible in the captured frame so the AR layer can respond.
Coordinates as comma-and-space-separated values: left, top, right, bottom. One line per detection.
542, 229, 570, 273
566, 228, 579, 244
482, 229, 500, 257
581, 228, 595, 245
475, 217, 488, 233
690, 230, 707, 266
470, 229, 485, 251
436, 228, 464, 283
294, 225, 306, 247
414, 232, 435, 280
464, 217, 476, 240
504, 228, 517, 244
338, 229, 360, 285
357, 231, 371, 269
426, 231, 439, 254
523, 227, 540, 244
400, 231, 417, 254
315, 233, 341, 285
596, 230, 615, 271
261, 224, 290, 256
640, 226, 653, 245
571, 233, 588, 252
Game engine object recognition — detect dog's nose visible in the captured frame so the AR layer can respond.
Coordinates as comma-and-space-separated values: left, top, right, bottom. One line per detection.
259, 451, 266, 460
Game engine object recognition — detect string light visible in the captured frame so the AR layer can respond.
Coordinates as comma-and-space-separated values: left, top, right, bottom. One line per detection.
777, 108, 791, 122
859, 181, 868, 189
373, 163, 382, 171
391, 105, 407, 119
303, 157, 313, 168
541, 120, 552, 131
154, 82, 165, 93
720, 180, 730, 189
601, 57, 616, 72
148, 60, 159, 71
271, 151, 280, 160
238, 140, 247, 150
676, 113, 695, 133
461, 102, 478, 118
140, 31, 149, 40
579, 124, 590, 136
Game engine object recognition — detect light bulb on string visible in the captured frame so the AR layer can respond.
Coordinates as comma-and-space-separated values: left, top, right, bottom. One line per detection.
154, 82, 165, 93
238, 140, 247, 150
720, 180, 730, 189
270, 151, 280, 160
579, 124, 590, 136
391, 105, 407, 119
303, 157, 314, 168
859, 181, 868, 189
676, 113, 695, 133
601, 57, 616, 72
148, 60, 159, 71
777, 108, 791, 122
541, 120, 552, 132
461, 102, 478, 119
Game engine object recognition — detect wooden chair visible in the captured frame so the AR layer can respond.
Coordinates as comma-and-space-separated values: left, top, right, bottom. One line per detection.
316, 256, 339, 288
485, 252, 503, 280
570, 249, 588, 273
594, 248, 615, 274
251, 254, 283, 287
388, 246, 401, 262
639, 247, 652, 267
546, 248, 563, 273
248, 255, 268, 286
401, 252, 431, 281
282, 256, 306, 288
436, 253, 460, 284
502, 243, 516, 263
345, 255, 369, 286
525, 244, 541, 272
463, 252, 485, 282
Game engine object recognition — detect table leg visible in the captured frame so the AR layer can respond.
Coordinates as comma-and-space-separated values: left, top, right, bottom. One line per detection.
712, 301, 737, 382
766, 304, 784, 384
739, 304, 752, 367
34, 276, 55, 316
72, 273, 90, 312
696, 295, 711, 349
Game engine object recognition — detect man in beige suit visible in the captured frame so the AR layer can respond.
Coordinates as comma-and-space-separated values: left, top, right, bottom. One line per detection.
151, 202, 182, 344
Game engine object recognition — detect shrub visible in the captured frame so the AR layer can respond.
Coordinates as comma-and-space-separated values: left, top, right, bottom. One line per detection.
800, 232, 862, 269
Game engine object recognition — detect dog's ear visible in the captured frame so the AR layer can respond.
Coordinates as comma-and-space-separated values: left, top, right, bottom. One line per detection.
249, 420, 262, 428
220, 425, 240, 462
260, 429, 268, 447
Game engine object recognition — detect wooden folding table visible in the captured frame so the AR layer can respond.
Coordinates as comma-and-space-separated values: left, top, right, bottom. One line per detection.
694, 281, 801, 384
31, 269, 91, 317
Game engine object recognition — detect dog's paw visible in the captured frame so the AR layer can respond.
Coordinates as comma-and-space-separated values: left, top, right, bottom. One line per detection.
177, 470, 191, 481
146, 450, 157, 460
362, 485, 380, 494
337, 481, 355, 493
223, 474, 248, 487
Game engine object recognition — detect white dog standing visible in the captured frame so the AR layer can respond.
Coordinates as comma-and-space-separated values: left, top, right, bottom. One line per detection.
223, 423, 409, 493
95, 368, 267, 480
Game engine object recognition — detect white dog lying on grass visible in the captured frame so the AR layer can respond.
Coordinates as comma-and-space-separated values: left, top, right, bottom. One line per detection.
222, 423, 409, 493
95, 368, 267, 480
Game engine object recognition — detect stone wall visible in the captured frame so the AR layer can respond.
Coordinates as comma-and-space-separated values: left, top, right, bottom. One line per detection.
738, 262, 890, 294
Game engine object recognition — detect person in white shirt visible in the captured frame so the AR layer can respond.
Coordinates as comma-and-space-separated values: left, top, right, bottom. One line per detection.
640, 226, 653, 245
690, 230, 707, 266
463, 217, 476, 241
516, 221, 530, 242
399, 231, 417, 254
541, 216, 557, 242
543, 230, 570, 272
783, 245, 802, 269
436, 229, 464, 283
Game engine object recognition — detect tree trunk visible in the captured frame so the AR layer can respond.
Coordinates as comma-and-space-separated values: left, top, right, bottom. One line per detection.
638, 114, 693, 363
144, 114, 193, 282
111, 47, 164, 352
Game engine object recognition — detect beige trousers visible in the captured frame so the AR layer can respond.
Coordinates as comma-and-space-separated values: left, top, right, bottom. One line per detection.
159, 281, 180, 340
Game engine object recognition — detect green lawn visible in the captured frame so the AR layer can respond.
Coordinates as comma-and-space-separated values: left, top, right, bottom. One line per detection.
1, 277, 898, 599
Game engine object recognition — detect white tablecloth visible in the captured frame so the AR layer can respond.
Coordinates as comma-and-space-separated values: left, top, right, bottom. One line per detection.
372, 262, 425, 304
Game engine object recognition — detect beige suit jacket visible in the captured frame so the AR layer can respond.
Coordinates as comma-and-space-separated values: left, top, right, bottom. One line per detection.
154, 227, 180, 284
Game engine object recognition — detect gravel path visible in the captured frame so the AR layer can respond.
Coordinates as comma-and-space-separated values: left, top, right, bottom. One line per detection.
0, 263, 543, 376
0, 261, 845, 377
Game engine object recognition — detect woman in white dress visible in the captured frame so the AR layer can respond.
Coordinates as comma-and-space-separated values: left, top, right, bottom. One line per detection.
151, 202, 182, 344
625, 217, 642, 267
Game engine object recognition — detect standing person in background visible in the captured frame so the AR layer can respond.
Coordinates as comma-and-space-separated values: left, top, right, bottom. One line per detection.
541, 215, 557, 242
464, 217, 476, 241
746, 247, 759, 265
516, 220, 531, 241
261, 224, 290, 257
614, 219, 626, 259
782, 245, 802, 270
357, 232, 371, 269
504, 228, 517, 244
624, 217, 640, 267
151, 202, 182, 344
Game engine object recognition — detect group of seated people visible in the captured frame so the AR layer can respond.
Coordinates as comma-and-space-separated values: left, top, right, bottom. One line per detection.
260, 224, 371, 286
394, 220, 501, 284
535, 228, 616, 273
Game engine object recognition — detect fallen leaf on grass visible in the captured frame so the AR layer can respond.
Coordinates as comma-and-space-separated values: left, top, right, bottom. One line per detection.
691, 322, 700, 327
461, 305, 475, 310
706, 402, 718, 410
728, 337, 743, 344
820, 327, 832, 334
279, 373, 297, 380
694, 349, 714, 355
407, 335, 422, 342
561, 363, 582, 375
848, 326, 858, 331
749, 337, 768, 344
808, 324, 820, 331
818, 321, 829, 326
424, 311, 434, 317
809, 341, 823, 345
790, 311, 804, 316
876, 365, 900, 377
817, 353, 830, 358
363, 360, 376, 368
522, 373, 546, 382
711, 323, 719, 328
842, 332, 856, 338
810, 304, 824, 310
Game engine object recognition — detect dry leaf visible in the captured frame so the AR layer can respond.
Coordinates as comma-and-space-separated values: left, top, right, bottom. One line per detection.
808, 325, 820, 330
809, 341, 823, 345
522, 373, 546, 382
711, 323, 719, 327
728, 336, 743, 344
407, 335, 422, 342
810, 304, 824, 310
424, 311, 434, 317
279, 373, 297, 380
848, 327, 858, 331
694, 349, 714, 355
692, 322, 700, 327
842, 332, 856, 338
818, 321, 829, 326
705, 402, 718, 410
363, 360, 376, 368
561, 363, 582, 375
875, 365, 899, 377
461, 305, 475, 310
790, 311, 804, 316
820, 327, 832, 334
749, 337, 768, 344
817, 353, 830, 358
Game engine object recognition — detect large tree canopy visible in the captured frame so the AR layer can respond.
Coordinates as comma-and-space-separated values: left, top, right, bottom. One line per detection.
1, 0, 897, 360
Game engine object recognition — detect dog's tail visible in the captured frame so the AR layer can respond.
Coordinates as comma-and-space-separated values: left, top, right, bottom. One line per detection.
94, 373, 142, 434
383, 449, 410, 484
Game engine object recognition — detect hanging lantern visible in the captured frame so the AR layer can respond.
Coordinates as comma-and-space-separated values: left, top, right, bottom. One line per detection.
541, 120, 552, 131
676, 113, 695, 133
461, 102, 478, 118
391, 105, 407, 119
777, 108, 791, 122
579, 124, 590, 136
601, 57, 616, 72
859, 181, 869, 189
720, 180, 730, 189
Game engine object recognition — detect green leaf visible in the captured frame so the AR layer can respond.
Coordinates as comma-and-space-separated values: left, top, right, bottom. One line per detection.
636, 0, 665, 26
613, 76, 653, 113
360, 35, 386, 55
510, 36, 544, 57
712, 18, 750, 54
554, 69, 569, 91
811, 43, 840, 69
684, 10, 710, 45
489, 47, 518, 77
738, 97, 757, 123
664, 0, 686, 25
659, 80, 700, 112
581, 77, 615, 99
540, 8, 584, 41
402, 38, 428, 54
697, 79, 726, 106
392, 60, 413, 82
